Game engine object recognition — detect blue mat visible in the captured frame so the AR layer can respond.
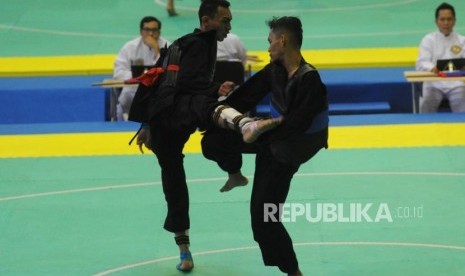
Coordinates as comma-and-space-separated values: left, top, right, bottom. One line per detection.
0, 75, 111, 124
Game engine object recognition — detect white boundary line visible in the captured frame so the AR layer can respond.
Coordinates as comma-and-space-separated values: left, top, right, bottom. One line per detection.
154, 0, 420, 13
0, 24, 132, 38
0, 23, 435, 41
1, 171, 464, 202
93, 241, 465, 275
0, 182, 159, 202
0, 176, 226, 202
0, 23, 438, 40
3, 23, 464, 41
2, 0, 464, 43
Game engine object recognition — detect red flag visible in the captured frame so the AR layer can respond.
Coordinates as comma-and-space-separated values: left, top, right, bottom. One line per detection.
124, 67, 165, 87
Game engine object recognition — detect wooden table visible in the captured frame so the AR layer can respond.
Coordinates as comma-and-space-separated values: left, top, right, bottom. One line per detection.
91, 79, 138, 88
404, 71, 465, 113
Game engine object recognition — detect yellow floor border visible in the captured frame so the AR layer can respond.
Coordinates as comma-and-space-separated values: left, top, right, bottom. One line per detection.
1, 123, 464, 158
0, 47, 418, 77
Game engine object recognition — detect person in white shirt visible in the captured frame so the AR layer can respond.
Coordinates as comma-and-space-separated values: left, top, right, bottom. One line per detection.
217, 33, 247, 66
416, 2, 465, 113
113, 16, 170, 121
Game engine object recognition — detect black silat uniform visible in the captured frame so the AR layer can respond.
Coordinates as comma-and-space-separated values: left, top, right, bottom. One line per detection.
202, 59, 329, 273
129, 29, 221, 233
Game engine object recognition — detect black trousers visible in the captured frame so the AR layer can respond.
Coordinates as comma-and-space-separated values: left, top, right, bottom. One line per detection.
148, 93, 219, 233
150, 117, 193, 233
201, 128, 258, 174
202, 129, 328, 273
201, 129, 326, 273
251, 147, 300, 273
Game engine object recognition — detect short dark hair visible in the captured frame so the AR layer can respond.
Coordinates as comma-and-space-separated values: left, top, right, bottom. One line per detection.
266, 16, 303, 49
435, 2, 455, 19
198, 0, 230, 23
140, 16, 161, 30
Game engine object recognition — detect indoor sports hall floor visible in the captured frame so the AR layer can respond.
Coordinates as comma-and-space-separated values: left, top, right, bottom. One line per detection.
1, 0, 465, 72
1, 114, 465, 276
1, 1, 465, 275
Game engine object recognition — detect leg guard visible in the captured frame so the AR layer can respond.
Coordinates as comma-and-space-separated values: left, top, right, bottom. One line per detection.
212, 105, 253, 131
174, 234, 190, 246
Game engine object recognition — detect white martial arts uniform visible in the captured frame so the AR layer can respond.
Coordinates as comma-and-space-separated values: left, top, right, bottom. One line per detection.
113, 36, 170, 121
416, 31, 465, 113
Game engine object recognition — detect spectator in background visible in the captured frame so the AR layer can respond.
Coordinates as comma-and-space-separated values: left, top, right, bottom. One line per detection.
113, 16, 170, 121
416, 2, 465, 113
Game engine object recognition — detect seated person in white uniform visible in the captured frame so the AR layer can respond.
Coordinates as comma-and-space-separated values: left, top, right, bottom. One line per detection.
416, 2, 465, 113
113, 16, 170, 121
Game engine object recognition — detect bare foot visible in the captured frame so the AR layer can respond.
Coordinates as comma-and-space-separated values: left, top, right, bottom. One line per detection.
220, 172, 248, 192
177, 257, 193, 272
242, 117, 282, 143
176, 250, 194, 272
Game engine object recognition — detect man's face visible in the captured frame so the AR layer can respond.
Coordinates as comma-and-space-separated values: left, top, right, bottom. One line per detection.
140, 21, 161, 41
436, 9, 455, 36
268, 31, 285, 63
204, 6, 232, 41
